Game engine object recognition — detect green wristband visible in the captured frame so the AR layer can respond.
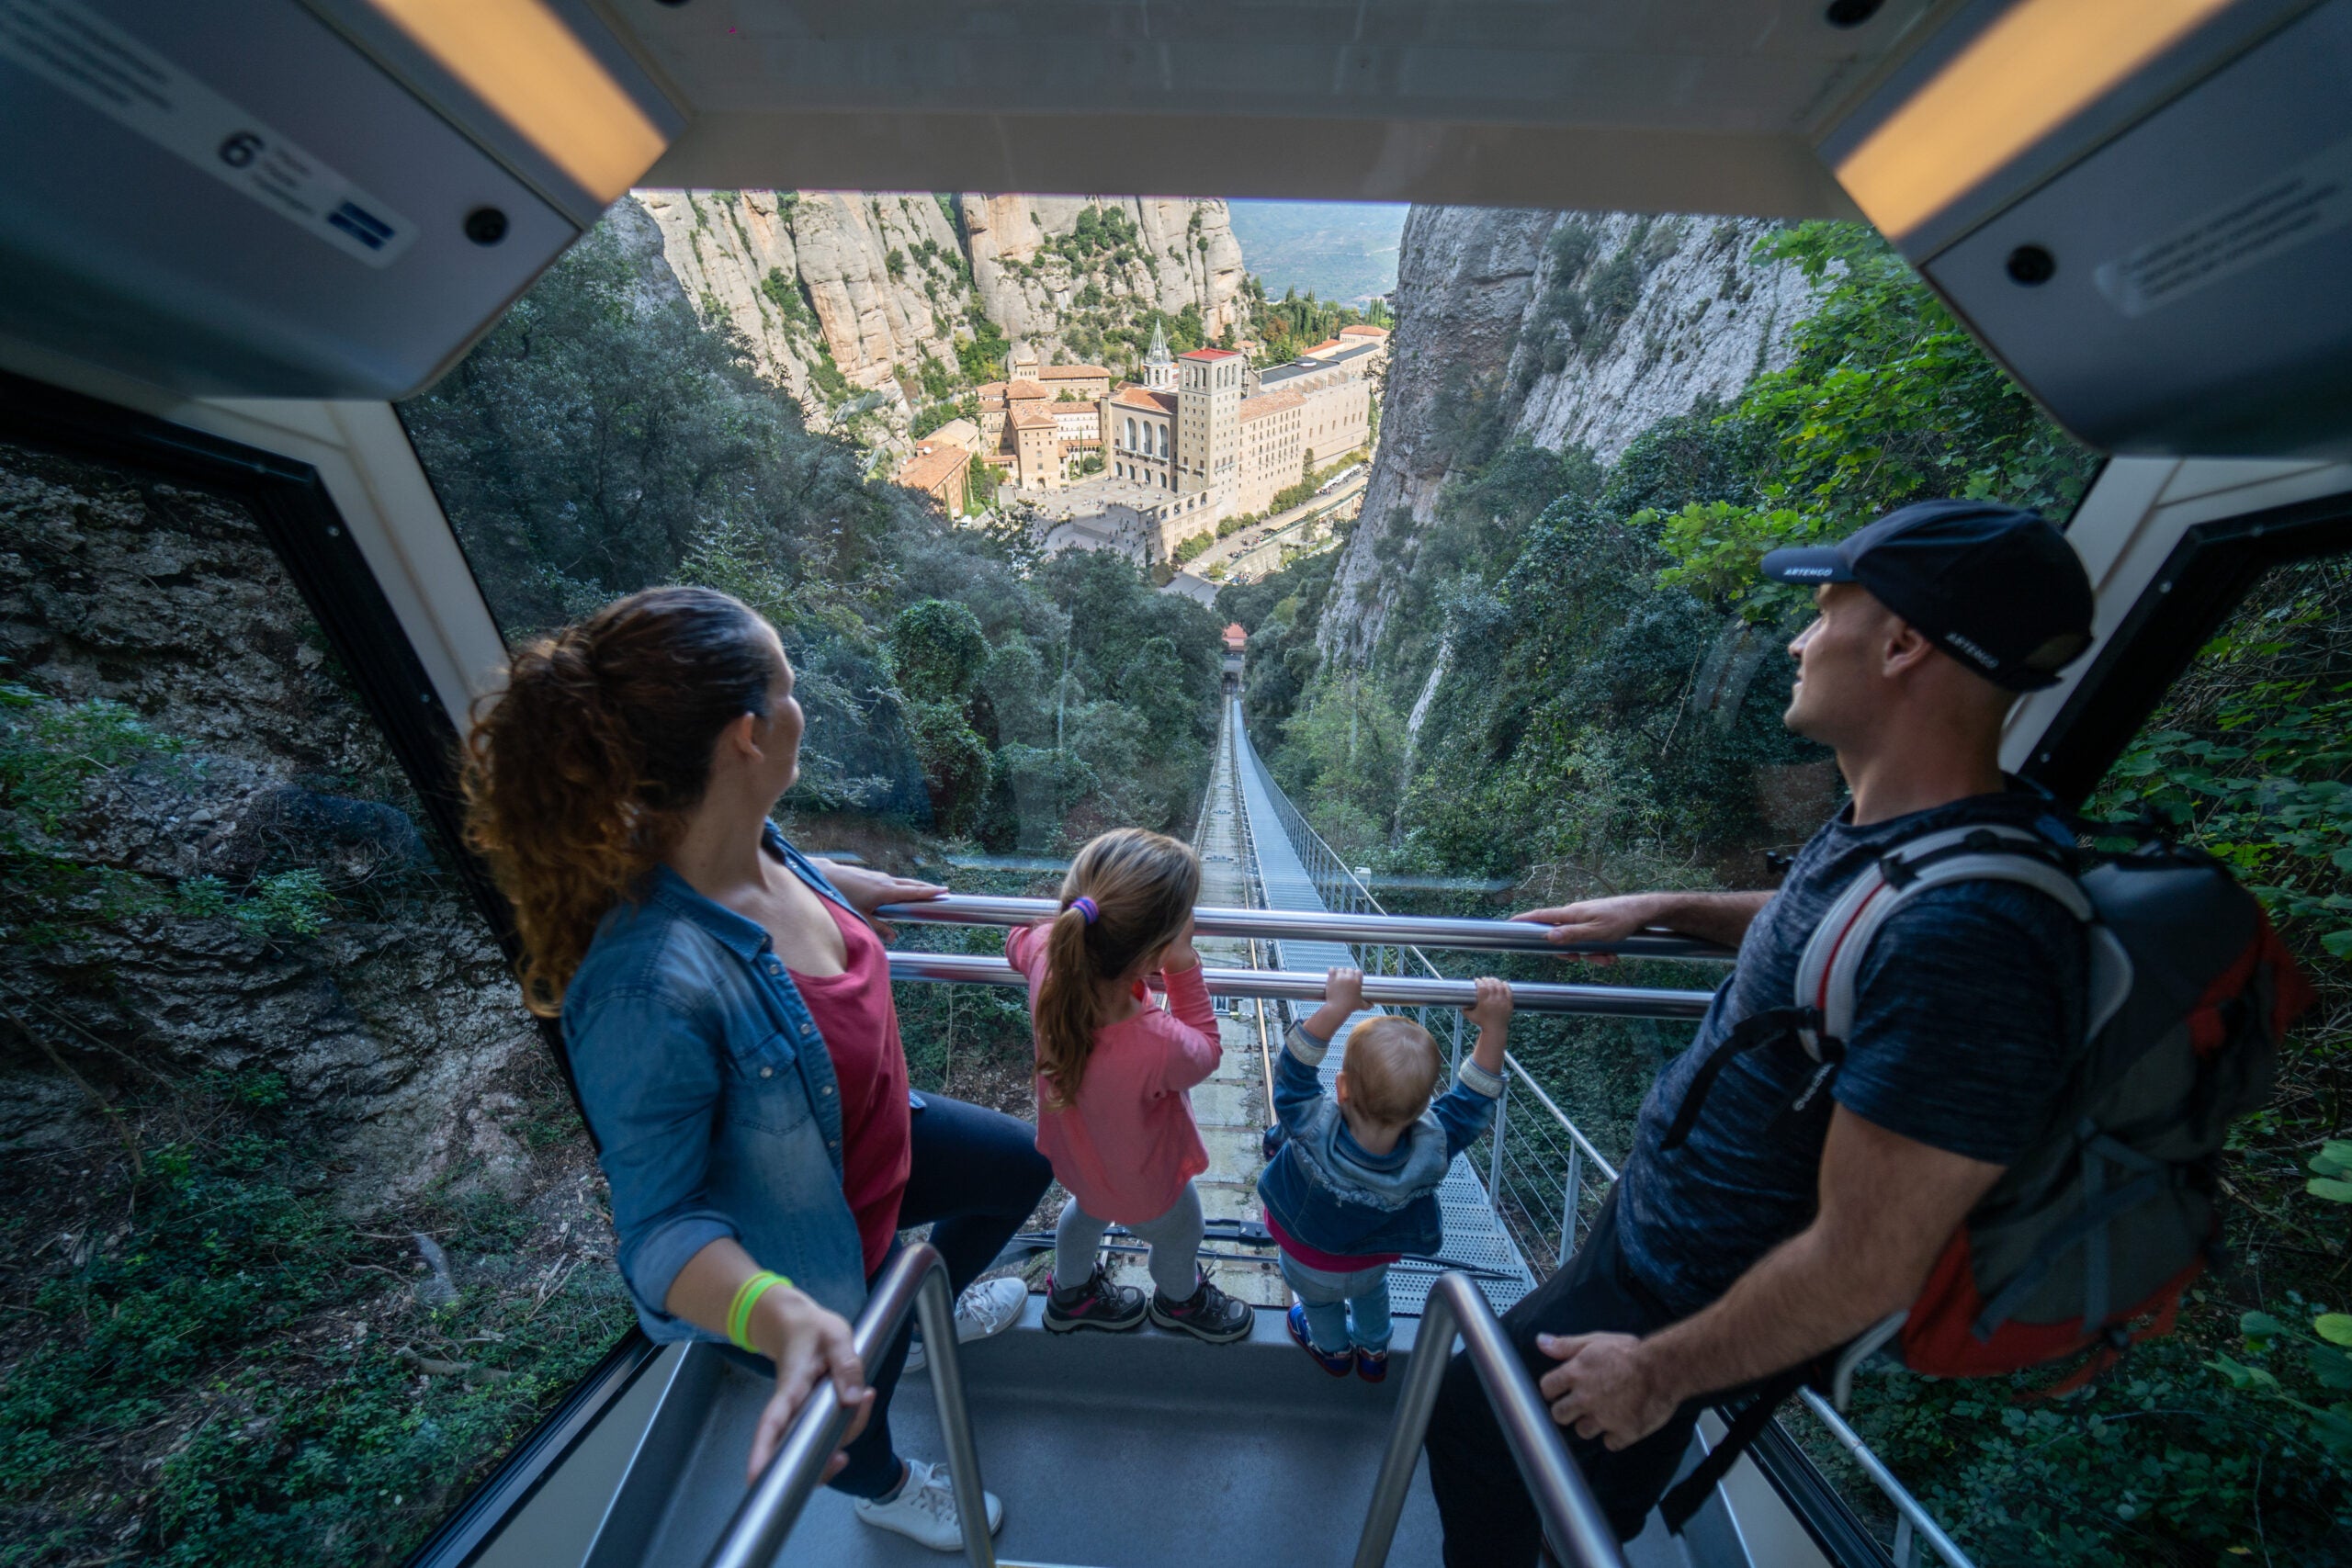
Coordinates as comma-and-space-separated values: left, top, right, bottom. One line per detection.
728, 1269, 792, 1352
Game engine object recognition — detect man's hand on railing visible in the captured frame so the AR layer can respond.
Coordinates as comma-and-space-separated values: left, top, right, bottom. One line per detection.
1512, 890, 1770, 957
744, 1288, 874, 1485
1509, 896, 1659, 963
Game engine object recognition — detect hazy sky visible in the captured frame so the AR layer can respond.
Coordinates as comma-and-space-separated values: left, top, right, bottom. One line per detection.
1227, 200, 1408, 308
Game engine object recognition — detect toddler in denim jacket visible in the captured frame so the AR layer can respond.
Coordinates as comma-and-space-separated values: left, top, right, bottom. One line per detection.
1256, 966, 1510, 1379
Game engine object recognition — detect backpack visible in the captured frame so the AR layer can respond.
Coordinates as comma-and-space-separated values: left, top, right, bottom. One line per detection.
1657, 821, 2316, 1534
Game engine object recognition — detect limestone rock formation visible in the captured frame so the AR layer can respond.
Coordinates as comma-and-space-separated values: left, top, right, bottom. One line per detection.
961, 194, 1249, 355
1321, 208, 1815, 664
637, 190, 975, 450
1509, 214, 1816, 463
633, 188, 1250, 457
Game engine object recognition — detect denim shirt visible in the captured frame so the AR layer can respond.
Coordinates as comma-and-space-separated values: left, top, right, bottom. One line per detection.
563, 823, 871, 1342
1256, 1017, 1505, 1259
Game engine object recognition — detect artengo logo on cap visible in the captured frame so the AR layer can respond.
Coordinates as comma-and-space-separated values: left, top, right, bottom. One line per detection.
1943, 630, 1999, 669
1780, 566, 1836, 579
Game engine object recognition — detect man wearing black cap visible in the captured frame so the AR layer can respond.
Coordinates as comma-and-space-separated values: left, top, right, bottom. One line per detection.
1423, 502, 2098, 1556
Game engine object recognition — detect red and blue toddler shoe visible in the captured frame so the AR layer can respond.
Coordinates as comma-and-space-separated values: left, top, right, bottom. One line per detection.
1286, 1302, 1352, 1377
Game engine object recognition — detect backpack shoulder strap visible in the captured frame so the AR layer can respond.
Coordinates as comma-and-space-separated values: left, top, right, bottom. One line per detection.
1797, 826, 2095, 1049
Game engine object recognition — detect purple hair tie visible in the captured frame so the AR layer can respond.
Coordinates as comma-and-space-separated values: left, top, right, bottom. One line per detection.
1070, 896, 1100, 925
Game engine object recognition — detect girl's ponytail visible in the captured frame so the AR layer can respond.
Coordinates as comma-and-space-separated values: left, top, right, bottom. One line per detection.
1035, 828, 1202, 1107
462, 587, 779, 1016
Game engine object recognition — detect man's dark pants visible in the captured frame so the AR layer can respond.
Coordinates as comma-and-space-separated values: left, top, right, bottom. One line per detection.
1424, 1193, 1704, 1560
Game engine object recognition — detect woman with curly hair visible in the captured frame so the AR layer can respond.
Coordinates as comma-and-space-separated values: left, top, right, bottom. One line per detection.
464, 585, 1048, 1551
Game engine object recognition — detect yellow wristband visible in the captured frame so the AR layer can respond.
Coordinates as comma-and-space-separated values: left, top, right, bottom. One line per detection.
727, 1269, 792, 1352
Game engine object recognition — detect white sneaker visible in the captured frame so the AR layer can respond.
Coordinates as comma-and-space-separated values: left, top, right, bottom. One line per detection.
851, 1458, 1004, 1551
902, 1277, 1029, 1375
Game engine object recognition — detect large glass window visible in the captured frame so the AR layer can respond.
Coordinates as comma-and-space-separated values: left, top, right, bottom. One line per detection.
1802, 558, 2350, 1564
0, 439, 631, 1563
398, 195, 1228, 1115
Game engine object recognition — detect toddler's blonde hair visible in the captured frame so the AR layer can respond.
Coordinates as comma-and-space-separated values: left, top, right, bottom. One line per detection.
1340, 1015, 1444, 1127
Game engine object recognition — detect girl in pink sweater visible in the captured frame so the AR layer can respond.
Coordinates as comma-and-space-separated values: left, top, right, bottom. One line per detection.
1007, 828, 1254, 1344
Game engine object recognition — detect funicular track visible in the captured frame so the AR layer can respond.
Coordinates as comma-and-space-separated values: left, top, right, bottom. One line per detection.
1223, 701, 1536, 1316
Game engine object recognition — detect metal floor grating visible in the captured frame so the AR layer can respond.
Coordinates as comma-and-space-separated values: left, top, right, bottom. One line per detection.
1228, 703, 1538, 1316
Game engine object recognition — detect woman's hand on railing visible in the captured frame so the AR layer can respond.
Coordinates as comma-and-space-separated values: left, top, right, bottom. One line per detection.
744, 1287, 874, 1484
816, 860, 946, 941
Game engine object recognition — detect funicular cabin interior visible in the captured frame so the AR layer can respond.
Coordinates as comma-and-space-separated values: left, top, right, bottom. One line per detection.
2, 2, 2350, 1565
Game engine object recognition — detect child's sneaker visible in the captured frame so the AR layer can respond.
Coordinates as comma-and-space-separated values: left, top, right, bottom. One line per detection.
1042, 1265, 1148, 1334
852, 1458, 1003, 1551
1355, 1346, 1389, 1383
1149, 1274, 1254, 1343
1286, 1303, 1351, 1376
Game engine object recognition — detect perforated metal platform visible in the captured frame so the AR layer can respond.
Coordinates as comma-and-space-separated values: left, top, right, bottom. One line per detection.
1229, 703, 1538, 1317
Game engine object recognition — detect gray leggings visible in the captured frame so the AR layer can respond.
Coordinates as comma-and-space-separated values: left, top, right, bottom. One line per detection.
1054, 1181, 1204, 1301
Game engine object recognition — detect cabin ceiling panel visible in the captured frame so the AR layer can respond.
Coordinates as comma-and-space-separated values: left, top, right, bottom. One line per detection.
646, 112, 1860, 216
611, 0, 1940, 136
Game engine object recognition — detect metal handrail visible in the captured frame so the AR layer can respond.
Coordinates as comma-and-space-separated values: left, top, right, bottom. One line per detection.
1796, 1392, 1973, 1568
702, 1245, 992, 1568
885, 951, 1715, 1020
876, 893, 1736, 962
1354, 1272, 1626, 1568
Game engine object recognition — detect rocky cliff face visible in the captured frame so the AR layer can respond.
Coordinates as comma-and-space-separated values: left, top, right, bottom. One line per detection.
0, 443, 546, 1195
961, 194, 1249, 352
1320, 208, 1816, 664
637, 189, 1250, 454
637, 190, 974, 434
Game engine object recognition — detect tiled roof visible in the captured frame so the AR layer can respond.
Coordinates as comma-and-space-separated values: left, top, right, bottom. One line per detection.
1179, 347, 1240, 360
1302, 338, 1347, 356
1340, 323, 1391, 338
1238, 389, 1306, 421
1108, 387, 1178, 413
895, 444, 970, 492
927, 418, 982, 452
1010, 409, 1057, 431
1005, 379, 1049, 400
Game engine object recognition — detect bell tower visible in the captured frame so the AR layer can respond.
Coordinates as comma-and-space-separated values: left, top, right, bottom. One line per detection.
1142, 321, 1174, 393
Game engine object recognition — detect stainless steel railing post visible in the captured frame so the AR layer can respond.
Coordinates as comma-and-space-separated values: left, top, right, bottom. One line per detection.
913, 1260, 994, 1568
1487, 1082, 1510, 1214
1351, 1273, 1626, 1568
702, 1244, 993, 1568
1560, 1146, 1584, 1267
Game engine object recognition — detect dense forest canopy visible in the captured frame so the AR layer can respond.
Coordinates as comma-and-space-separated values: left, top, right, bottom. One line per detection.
1225, 221, 2350, 1564
1241, 276, 1394, 368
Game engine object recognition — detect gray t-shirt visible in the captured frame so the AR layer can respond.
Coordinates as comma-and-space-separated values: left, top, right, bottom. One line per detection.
1616, 791, 2088, 1318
